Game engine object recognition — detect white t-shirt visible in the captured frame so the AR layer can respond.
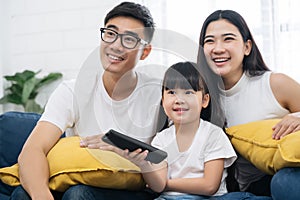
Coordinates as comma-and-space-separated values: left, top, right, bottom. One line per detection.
221, 71, 290, 191
40, 71, 162, 143
151, 119, 237, 196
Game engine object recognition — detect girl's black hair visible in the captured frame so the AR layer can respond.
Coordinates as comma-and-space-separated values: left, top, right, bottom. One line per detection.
156, 61, 226, 132
162, 62, 208, 94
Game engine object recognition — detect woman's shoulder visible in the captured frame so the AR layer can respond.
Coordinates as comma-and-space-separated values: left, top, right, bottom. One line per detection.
250, 71, 297, 84
270, 72, 297, 85
270, 72, 300, 108
269, 72, 300, 93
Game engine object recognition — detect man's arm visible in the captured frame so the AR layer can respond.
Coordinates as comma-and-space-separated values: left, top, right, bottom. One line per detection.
18, 121, 63, 200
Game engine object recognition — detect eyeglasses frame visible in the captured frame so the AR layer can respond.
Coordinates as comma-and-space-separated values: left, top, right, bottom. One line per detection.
100, 27, 148, 49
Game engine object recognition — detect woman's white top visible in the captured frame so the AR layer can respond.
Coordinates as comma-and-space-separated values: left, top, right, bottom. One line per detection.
221, 71, 289, 191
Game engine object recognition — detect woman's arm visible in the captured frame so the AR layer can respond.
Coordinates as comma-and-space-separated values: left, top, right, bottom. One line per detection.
165, 159, 224, 196
270, 73, 300, 139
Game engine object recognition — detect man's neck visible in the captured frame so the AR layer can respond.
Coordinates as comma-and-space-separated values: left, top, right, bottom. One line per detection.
102, 70, 138, 100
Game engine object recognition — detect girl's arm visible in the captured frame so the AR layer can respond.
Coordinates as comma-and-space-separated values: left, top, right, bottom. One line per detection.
105, 147, 168, 192
270, 73, 300, 139
165, 159, 224, 196
140, 160, 168, 192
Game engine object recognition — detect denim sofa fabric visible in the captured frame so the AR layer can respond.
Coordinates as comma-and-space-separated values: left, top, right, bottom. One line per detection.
0, 111, 41, 198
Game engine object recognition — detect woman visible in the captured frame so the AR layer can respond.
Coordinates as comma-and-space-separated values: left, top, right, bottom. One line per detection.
197, 9, 300, 200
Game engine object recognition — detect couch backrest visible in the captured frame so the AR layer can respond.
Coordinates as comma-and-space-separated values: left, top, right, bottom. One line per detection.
0, 111, 41, 168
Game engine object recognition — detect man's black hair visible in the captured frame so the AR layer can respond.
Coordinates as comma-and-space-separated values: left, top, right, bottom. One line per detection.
104, 1, 155, 42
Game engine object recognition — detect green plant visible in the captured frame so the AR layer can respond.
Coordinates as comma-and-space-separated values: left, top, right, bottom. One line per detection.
0, 69, 63, 113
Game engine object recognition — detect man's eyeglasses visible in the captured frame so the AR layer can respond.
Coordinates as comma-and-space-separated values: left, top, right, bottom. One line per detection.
100, 28, 148, 49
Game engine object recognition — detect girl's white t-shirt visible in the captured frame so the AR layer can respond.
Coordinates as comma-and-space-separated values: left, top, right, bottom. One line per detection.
152, 119, 237, 196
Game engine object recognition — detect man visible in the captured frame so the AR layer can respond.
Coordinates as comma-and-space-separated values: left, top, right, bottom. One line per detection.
11, 2, 161, 199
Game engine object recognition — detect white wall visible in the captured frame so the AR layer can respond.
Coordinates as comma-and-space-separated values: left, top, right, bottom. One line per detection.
0, 0, 9, 113
1, 0, 300, 113
0, 0, 173, 78
0, 0, 137, 112
1, 0, 169, 78
2, 0, 130, 80
0, 0, 170, 113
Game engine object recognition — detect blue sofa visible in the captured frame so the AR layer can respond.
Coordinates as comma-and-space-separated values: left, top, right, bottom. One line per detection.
0, 112, 155, 199
0, 111, 42, 199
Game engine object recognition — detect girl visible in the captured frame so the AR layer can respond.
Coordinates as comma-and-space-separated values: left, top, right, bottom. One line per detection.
198, 10, 300, 199
123, 62, 271, 199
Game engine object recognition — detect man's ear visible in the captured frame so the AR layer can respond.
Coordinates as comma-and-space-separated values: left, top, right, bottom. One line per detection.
140, 44, 152, 60
202, 94, 210, 108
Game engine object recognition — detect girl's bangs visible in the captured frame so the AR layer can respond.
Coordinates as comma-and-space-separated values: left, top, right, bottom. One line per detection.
163, 68, 201, 91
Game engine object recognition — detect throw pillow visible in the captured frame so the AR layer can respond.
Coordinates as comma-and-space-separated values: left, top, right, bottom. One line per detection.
226, 119, 300, 175
0, 136, 145, 192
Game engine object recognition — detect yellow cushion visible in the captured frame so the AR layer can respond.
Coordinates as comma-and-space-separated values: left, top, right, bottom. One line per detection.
226, 119, 300, 175
0, 136, 145, 192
